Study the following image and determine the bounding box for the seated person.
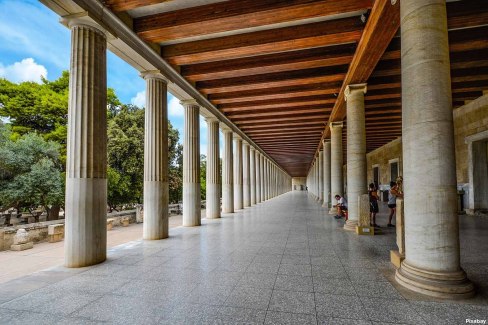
[334,194,347,219]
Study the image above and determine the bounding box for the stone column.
[181,99,201,227]
[344,84,368,231]
[329,122,344,214]
[323,140,331,208]
[259,154,266,202]
[222,128,234,213]
[243,142,251,207]
[142,72,169,240]
[233,136,243,210]
[65,22,107,267]
[256,152,262,203]
[250,148,256,205]
[206,117,220,219]
[395,0,473,298]
[318,150,324,203]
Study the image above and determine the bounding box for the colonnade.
[306,0,473,299]
[63,16,291,268]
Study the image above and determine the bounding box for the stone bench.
[121,216,130,227]
[48,224,64,243]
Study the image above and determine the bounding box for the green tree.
[200,154,206,200]
[0,126,64,220]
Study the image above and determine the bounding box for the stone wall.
[0,210,136,251]
[366,137,403,186]
[453,94,488,184]
[292,177,307,190]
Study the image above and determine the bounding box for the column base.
[344,219,357,231]
[395,261,475,299]
[322,202,329,208]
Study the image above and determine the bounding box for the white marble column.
[395,0,473,298]
[234,136,243,210]
[256,152,262,203]
[142,72,169,240]
[323,140,331,208]
[250,147,256,205]
[261,155,266,202]
[206,117,220,219]
[344,84,368,231]
[243,142,251,207]
[222,128,234,213]
[318,150,324,203]
[65,22,107,267]
[329,122,344,214]
[181,99,201,227]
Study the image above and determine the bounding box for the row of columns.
[63,16,291,268]
[306,0,473,299]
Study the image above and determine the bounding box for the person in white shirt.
[334,194,347,219]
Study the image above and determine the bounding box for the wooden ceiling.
[104,0,488,177]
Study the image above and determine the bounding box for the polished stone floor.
[0,191,487,324]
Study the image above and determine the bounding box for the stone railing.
[0,210,136,251]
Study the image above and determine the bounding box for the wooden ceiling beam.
[199,65,348,94]
[161,17,364,65]
[227,108,330,120]
[209,82,341,104]
[235,115,329,125]
[182,44,356,81]
[104,0,169,12]
[317,0,400,165]
[220,95,336,109]
[135,0,372,44]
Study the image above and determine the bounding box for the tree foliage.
[0,125,64,219]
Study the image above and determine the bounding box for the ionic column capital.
[180,99,199,107]
[233,134,242,140]
[60,12,111,39]
[250,147,256,152]
[205,116,219,124]
[344,83,367,101]
[323,139,331,146]
[329,121,344,129]
[140,70,169,83]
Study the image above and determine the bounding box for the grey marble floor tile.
[360,296,427,324]
[353,280,403,299]
[247,262,281,274]
[278,263,312,276]
[274,274,314,292]
[224,286,273,310]
[315,293,369,320]
[237,272,277,289]
[313,277,357,295]
[268,290,316,315]
[265,310,317,324]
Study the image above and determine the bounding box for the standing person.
[368,183,379,227]
[387,181,402,227]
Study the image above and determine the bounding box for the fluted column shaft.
[182,100,201,226]
[65,23,107,268]
[143,73,169,240]
[318,151,324,203]
[222,129,234,213]
[243,142,251,207]
[206,118,220,219]
[234,137,243,210]
[395,0,473,298]
[250,148,256,205]
[260,155,265,202]
[345,84,368,231]
[323,140,331,208]
[329,122,344,213]
[256,152,262,203]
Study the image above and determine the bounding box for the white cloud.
[0,1,70,70]
[168,96,184,117]
[131,90,146,107]
[0,58,47,83]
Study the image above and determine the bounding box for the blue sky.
[0,0,213,154]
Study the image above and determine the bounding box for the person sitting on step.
[334,194,348,220]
